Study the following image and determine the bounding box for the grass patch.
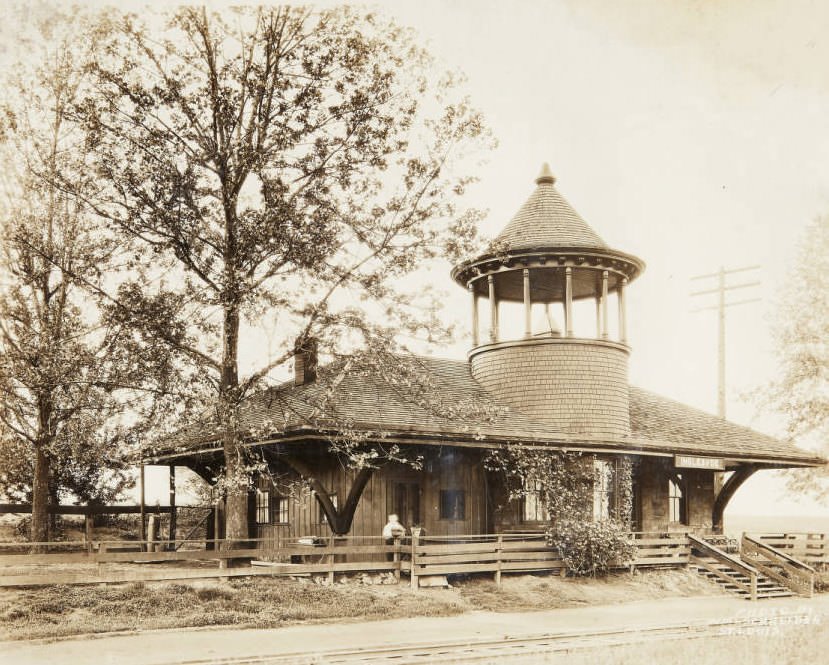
[455,568,723,612]
[0,578,464,640]
[0,568,721,641]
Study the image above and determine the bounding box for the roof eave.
[144,425,826,469]
[451,246,646,288]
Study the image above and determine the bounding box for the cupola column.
[523,269,532,338]
[469,282,479,346]
[565,267,573,337]
[601,270,610,340]
[488,274,498,342]
[618,277,628,344]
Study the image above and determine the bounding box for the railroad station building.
[152,164,823,543]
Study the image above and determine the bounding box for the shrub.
[547,520,636,577]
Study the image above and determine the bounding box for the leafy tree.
[70,6,492,543]
[764,216,829,500]
[0,12,165,544]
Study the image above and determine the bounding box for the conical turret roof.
[452,163,645,295]
[491,163,608,252]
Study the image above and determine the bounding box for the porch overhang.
[143,426,825,470]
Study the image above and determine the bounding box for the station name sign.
[674,455,725,470]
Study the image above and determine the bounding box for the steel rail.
[160,614,810,665]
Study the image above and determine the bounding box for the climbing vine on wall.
[484,447,637,575]
[485,447,635,524]
[485,448,590,521]
[614,456,634,528]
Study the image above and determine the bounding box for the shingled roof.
[490,164,608,253]
[157,355,823,468]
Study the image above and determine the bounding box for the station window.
[593,460,613,521]
[522,480,549,522]
[273,496,289,525]
[255,489,270,524]
[439,489,465,520]
[318,492,338,524]
[668,475,687,524]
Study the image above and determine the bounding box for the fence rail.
[0,531,693,588]
[741,535,814,597]
[749,532,829,590]
[749,533,828,564]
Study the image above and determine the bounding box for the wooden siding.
[253,448,489,543]
[252,447,721,541]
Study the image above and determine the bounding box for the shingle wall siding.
[471,340,630,437]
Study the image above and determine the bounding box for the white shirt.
[383,520,406,538]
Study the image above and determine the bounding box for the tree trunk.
[220,303,248,548]
[48,475,60,533]
[30,446,50,552]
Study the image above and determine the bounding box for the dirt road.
[3,594,828,664]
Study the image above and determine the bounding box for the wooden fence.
[749,532,829,589]
[741,534,815,597]
[0,532,694,588]
[408,534,563,588]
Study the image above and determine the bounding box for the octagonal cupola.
[451,164,645,437]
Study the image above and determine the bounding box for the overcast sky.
[6,1,828,519]
[371,0,829,518]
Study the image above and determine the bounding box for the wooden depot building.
[150,164,824,544]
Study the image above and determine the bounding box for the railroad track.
[168,614,806,664]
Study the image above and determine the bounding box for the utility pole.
[690,265,761,419]
[690,265,761,497]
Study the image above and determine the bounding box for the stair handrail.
[688,534,760,577]
[743,534,816,573]
[742,534,814,597]
[688,534,759,600]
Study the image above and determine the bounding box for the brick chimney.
[293,336,318,386]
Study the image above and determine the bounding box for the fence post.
[495,534,503,586]
[147,514,158,553]
[168,465,177,552]
[750,571,758,601]
[327,537,335,585]
[393,536,401,582]
[84,515,94,555]
[205,508,215,551]
[410,532,419,590]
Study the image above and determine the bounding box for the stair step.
[757,593,795,599]
[691,559,796,600]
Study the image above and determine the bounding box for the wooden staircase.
[690,556,793,599]
[688,534,793,600]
